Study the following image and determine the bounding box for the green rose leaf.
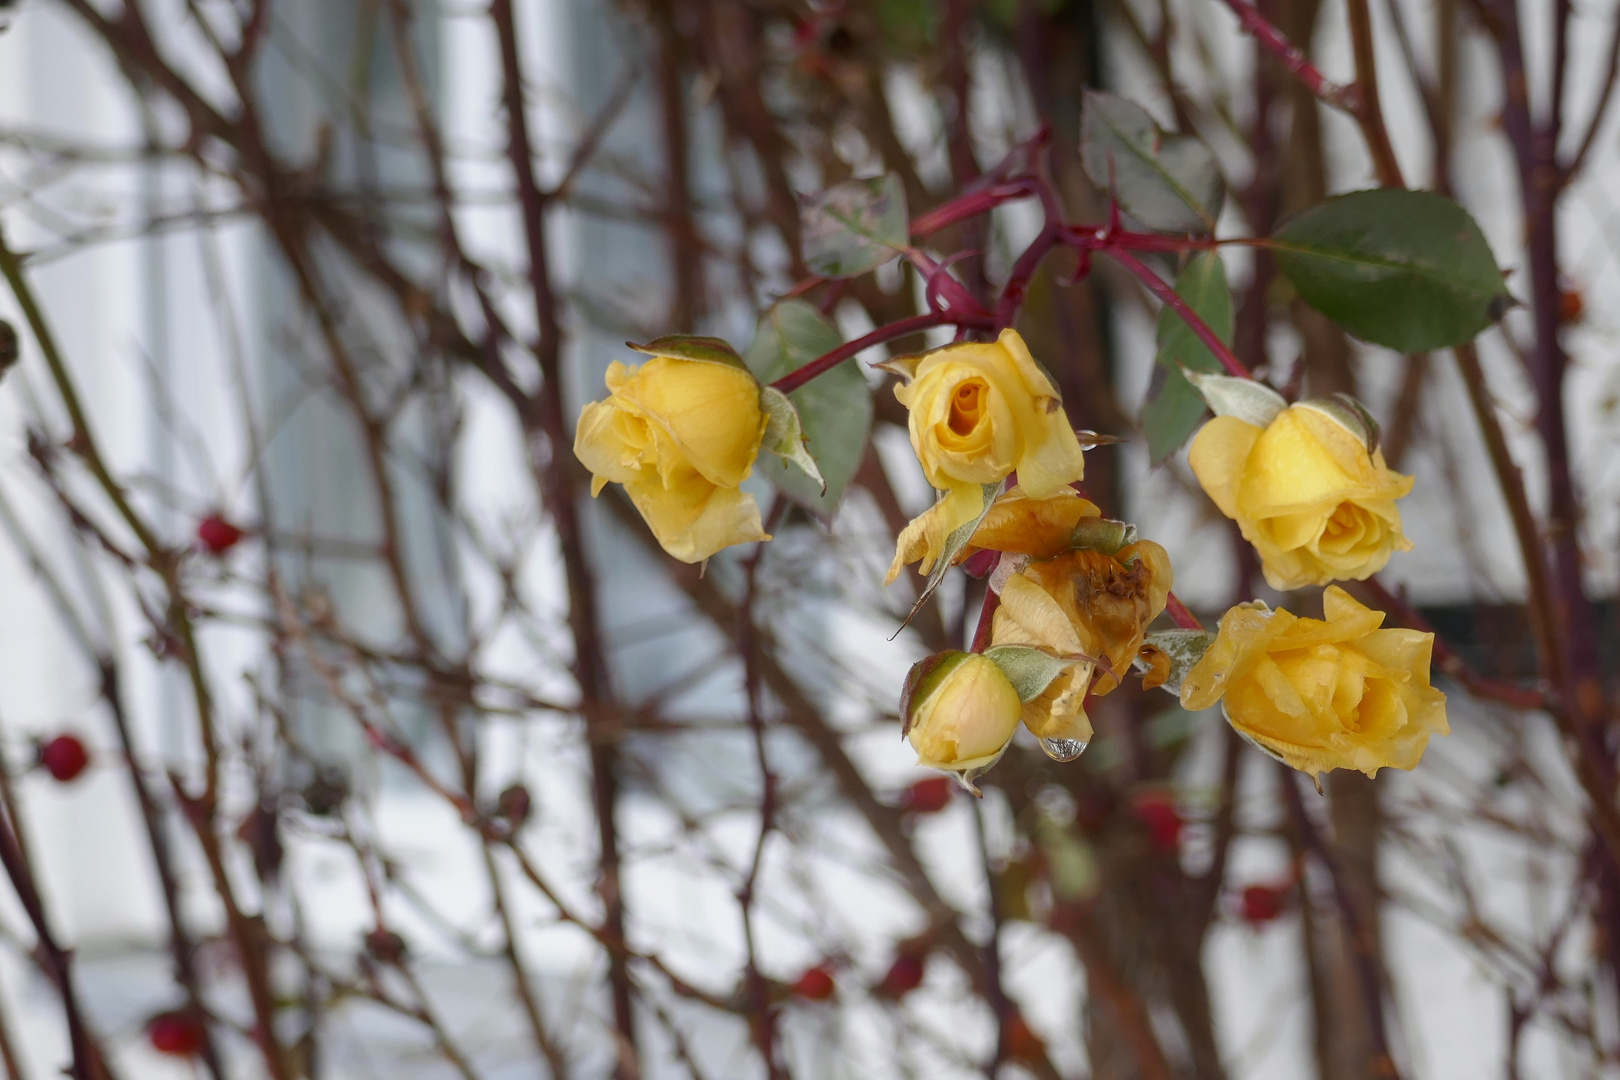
[801,174,909,279]
[1071,517,1138,555]
[900,650,968,738]
[1137,628,1217,697]
[745,300,872,516]
[1080,90,1224,235]
[1141,252,1233,463]
[626,334,748,369]
[759,387,826,496]
[1269,189,1514,351]
[1185,370,1287,428]
[983,644,1075,703]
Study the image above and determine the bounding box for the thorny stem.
[1164,592,1204,631]
[1102,248,1251,378]
[1346,0,1407,187]
[0,487,225,1077]
[971,797,1010,1077]
[0,792,102,1080]
[1,225,281,1078]
[770,311,991,394]
[99,661,228,1080]
[489,2,638,1070]
[970,583,1001,652]
[1450,344,1562,693]
[1281,770,1404,1080]
[1215,0,1359,111]
[739,499,787,1080]
[1481,2,1618,930]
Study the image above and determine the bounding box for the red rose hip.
[147,1010,206,1057]
[1130,790,1183,852]
[196,514,245,555]
[39,735,89,784]
[1240,883,1289,925]
[876,952,926,998]
[902,776,953,815]
[791,965,836,1001]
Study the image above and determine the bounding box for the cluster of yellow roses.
[573,328,1449,786]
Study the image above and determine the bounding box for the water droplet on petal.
[1039,737,1088,762]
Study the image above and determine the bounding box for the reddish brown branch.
[488,3,638,1069]
[1345,0,1407,188]
[770,311,990,394]
[1216,0,1359,111]
[1281,769,1404,1080]
[0,791,104,1080]
[1103,248,1251,378]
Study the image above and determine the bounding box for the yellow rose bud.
[574,355,770,563]
[1188,403,1414,591]
[903,651,1024,772]
[990,541,1173,744]
[885,486,1101,586]
[893,329,1086,543]
[1180,586,1449,778]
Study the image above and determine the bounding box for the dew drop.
[1039,737,1089,762]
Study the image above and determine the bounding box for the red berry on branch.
[902,776,953,815]
[1558,286,1584,325]
[196,514,245,555]
[875,952,926,998]
[1130,790,1183,853]
[791,965,836,1001]
[1240,883,1289,925]
[147,1010,207,1057]
[39,734,89,783]
[365,927,408,965]
[497,783,532,830]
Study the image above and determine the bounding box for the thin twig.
[1345,0,1407,187]
[1280,769,1404,1080]
[1215,0,1359,111]
[488,5,637,1069]
[738,498,787,1080]
[1102,247,1251,378]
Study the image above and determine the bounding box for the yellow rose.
[893,329,1085,543]
[903,651,1024,772]
[1180,586,1449,778]
[1188,403,1413,591]
[574,355,770,563]
[990,541,1173,744]
[884,486,1101,585]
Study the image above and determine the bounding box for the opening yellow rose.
[1188,403,1413,590]
[990,541,1173,744]
[884,486,1101,585]
[893,329,1086,543]
[1180,586,1449,778]
[574,355,770,563]
[903,651,1024,772]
